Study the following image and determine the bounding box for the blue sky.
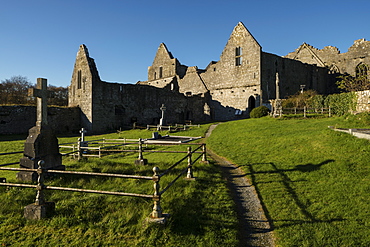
[1,0,369,87]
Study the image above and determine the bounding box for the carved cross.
[28,78,52,127]
[79,128,87,142]
[160,104,166,119]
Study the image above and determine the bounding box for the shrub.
[250,106,270,118]
[324,92,357,116]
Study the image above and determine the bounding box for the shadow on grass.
[168,164,237,238]
[234,160,345,230]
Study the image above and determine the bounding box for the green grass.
[0,125,238,246]
[206,116,370,247]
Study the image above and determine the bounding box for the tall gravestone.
[159,104,166,126]
[273,72,282,117]
[17,78,65,182]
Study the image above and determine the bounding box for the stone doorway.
[248,96,256,111]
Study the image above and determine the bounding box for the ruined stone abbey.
[68,22,370,133]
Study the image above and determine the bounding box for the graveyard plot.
[0,126,238,246]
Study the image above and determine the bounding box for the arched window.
[356,63,369,78]
[329,64,340,74]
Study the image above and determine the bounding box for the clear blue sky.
[1,0,369,87]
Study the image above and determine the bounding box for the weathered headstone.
[159,104,166,126]
[17,78,65,182]
[152,132,161,139]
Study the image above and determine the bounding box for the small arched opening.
[248,96,256,112]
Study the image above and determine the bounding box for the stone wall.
[67,22,369,132]
[203,22,261,91]
[261,52,335,102]
[285,39,370,76]
[0,106,81,135]
[356,90,370,112]
[89,81,209,133]
[68,44,101,131]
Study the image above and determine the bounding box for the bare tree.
[0,75,32,104]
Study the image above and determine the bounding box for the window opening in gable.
[159,67,163,78]
[77,70,82,89]
[235,47,242,66]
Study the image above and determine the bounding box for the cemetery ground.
[0,125,239,246]
[207,113,370,247]
[0,114,370,246]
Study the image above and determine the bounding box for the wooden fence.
[0,142,208,222]
[275,107,331,118]
[146,123,200,131]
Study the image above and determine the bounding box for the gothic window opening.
[77,70,82,89]
[159,67,163,78]
[356,63,369,78]
[329,64,340,74]
[235,47,242,66]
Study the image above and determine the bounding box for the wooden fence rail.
[274,107,332,118]
[0,143,207,222]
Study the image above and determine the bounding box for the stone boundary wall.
[0,106,81,135]
[356,90,370,113]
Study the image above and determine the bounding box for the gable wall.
[285,39,370,76]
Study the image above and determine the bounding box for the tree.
[48,85,68,106]
[336,73,370,92]
[0,75,32,104]
[282,89,318,108]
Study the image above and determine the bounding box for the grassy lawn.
[0,125,238,246]
[206,115,370,247]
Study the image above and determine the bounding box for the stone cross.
[159,104,166,126]
[28,78,52,127]
[79,128,87,142]
[300,84,306,94]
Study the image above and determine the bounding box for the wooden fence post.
[151,166,162,218]
[24,160,55,220]
[135,138,148,165]
[35,160,45,206]
[77,138,83,160]
[185,147,195,180]
[201,144,208,163]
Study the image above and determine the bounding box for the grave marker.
[159,104,166,126]
[17,78,65,182]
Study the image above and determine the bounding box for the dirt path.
[204,124,275,247]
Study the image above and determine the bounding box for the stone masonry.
[67,22,369,132]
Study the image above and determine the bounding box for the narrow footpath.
[204,124,275,247]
